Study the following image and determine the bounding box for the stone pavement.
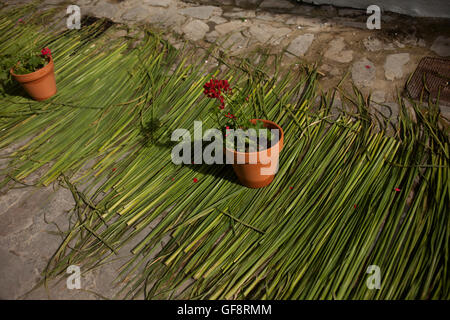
[1,0,449,299]
[3,0,450,117]
[0,171,162,299]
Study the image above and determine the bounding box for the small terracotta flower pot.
[226,119,284,188]
[10,56,57,101]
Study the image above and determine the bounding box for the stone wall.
[300,0,450,18]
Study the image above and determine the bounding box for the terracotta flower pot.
[226,119,284,188]
[10,56,57,101]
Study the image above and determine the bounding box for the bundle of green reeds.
[0,3,448,299]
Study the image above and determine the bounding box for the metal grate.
[405,57,450,106]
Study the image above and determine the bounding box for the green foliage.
[0,46,48,98]
[223,120,274,152]
[207,78,276,151]
[13,51,48,74]
[140,118,162,146]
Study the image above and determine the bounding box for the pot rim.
[10,56,54,80]
[225,119,284,157]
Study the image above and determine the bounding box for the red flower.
[224,113,236,119]
[41,47,51,57]
[289,186,293,190]
[354,204,357,209]
[193,178,198,183]
[365,65,371,69]
[395,188,401,192]
[203,78,232,110]
[219,95,225,109]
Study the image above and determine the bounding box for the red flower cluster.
[224,112,236,119]
[203,78,232,109]
[41,47,51,57]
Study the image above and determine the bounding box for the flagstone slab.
[352,58,376,87]
[286,34,314,57]
[179,6,222,20]
[182,19,210,41]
